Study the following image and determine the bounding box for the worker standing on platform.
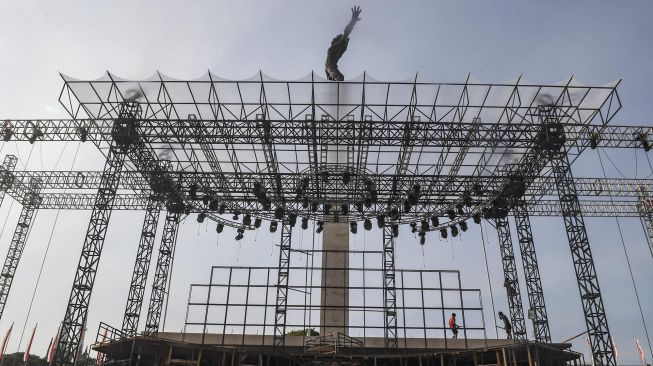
[448,313,460,339]
[498,311,512,339]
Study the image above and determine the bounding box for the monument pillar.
[320,221,349,335]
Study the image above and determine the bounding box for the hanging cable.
[16,142,77,349]
[597,149,653,358]
[480,221,499,337]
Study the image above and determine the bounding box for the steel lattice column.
[551,153,615,366]
[513,199,551,342]
[0,178,41,320]
[494,217,527,341]
[121,198,161,335]
[54,142,127,365]
[144,210,181,336]
[382,226,398,348]
[0,155,18,206]
[273,222,291,347]
[637,186,653,259]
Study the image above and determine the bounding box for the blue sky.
[0,0,652,364]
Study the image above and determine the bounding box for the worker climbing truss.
[1,72,651,366]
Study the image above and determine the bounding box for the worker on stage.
[498,311,513,339]
[448,313,460,339]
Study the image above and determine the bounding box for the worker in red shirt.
[448,313,460,339]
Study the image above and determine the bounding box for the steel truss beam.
[637,187,653,259]
[122,198,162,335]
[0,178,41,320]
[5,119,650,150]
[382,226,398,348]
[551,148,615,365]
[53,139,128,365]
[494,217,527,341]
[273,222,291,347]
[0,156,18,207]
[144,210,180,336]
[512,199,551,342]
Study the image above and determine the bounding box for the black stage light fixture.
[376,215,386,228]
[350,221,357,234]
[370,189,378,203]
[364,218,372,231]
[254,218,262,228]
[218,204,226,215]
[316,221,324,234]
[343,170,351,185]
[413,184,421,194]
[410,222,417,233]
[209,199,219,211]
[403,200,411,214]
[274,207,285,220]
[364,197,373,208]
[189,183,198,200]
[262,200,272,211]
[456,204,464,215]
[324,203,332,215]
[184,205,191,215]
[269,221,278,233]
[301,177,310,190]
[472,183,483,196]
[472,213,481,224]
[232,210,240,220]
[197,212,206,223]
[365,180,374,192]
[430,216,439,227]
[389,208,400,220]
[451,225,458,237]
[418,231,426,245]
[235,228,244,241]
[301,217,309,230]
[447,209,456,220]
[216,223,224,233]
[243,213,251,226]
[391,224,399,238]
[288,213,297,227]
[440,228,447,239]
[341,204,348,216]
[302,198,309,209]
[202,195,210,206]
[356,202,364,213]
[460,221,468,232]
[421,220,429,232]
[312,202,319,212]
[321,170,330,183]
[78,127,88,142]
[589,132,599,149]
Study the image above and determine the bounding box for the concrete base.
[320,221,349,336]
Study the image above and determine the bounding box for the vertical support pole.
[494,217,527,341]
[144,210,181,336]
[512,199,551,343]
[382,226,398,348]
[0,177,41,320]
[122,198,162,335]
[551,152,615,365]
[637,186,653,259]
[273,222,291,347]
[0,155,18,206]
[54,142,127,365]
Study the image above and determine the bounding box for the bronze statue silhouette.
[325,6,362,81]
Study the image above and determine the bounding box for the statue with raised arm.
[325,6,362,81]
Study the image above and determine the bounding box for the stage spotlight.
[410,222,417,233]
[216,223,224,233]
[589,132,599,149]
[274,207,285,220]
[288,213,297,227]
[389,208,400,220]
[189,183,198,200]
[316,221,324,234]
[197,212,206,223]
[218,204,226,214]
[460,221,468,232]
[209,199,219,211]
[473,213,481,224]
[376,215,386,228]
[447,209,456,220]
[451,225,458,237]
[430,216,439,227]
[232,210,240,220]
[418,231,426,245]
[421,220,429,232]
[391,224,399,238]
[301,217,309,230]
[356,202,364,213]
[243,214,251,226]
[254,218,262,228]
[403,200,411,214]
[364,218,372,231]
[324,203,332,215]
[350,222,357,234]
[269,221,278,233]
[440,228,447,239]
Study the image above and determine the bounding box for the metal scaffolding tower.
[273,222,292,347]
[382,225,398,348]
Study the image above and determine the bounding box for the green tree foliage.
[286,328,319,336]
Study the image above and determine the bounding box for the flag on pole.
[96,327,108,366]
[0,322,13,362]
[636,338,646,365]
[611,336,618,362]
[47,331,58,364]
[23,323,37,363]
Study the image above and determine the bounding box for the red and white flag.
[23,323,37,363]
[636,338,646,365]
[47,332,58,363]
[0,322,13,362]
[611,336,618,362]
[96,327,108,366]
